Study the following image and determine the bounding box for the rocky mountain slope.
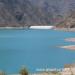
[0,0,75,27]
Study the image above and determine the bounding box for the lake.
[0,29,75,73]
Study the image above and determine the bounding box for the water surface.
[0,29,75,73]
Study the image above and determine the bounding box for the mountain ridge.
[0,0,75,27]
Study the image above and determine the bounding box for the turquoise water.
[0,29,75,73]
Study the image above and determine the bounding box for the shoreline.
[60,45,75,50]
[60,38,75,50]
[0,26,54,30]
[54,28,75,32]
[0,27,28,29]
[0,26,75,31]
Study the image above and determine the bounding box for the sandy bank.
[59,38,75,50]
[0,27,27,29]
[60,45,75,50]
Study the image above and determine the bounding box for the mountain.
[0,0,75,27]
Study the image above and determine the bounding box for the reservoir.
[0,29,75,73]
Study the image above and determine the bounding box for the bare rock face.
[0,0,75,27]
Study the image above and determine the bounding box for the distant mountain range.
[0,0,75,27]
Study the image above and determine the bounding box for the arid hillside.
[0,0,75,27]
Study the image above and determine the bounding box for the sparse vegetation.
[0,71,6,75]
[20,67,28,75]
